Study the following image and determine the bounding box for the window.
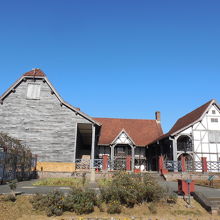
[209,131,220,143]
[117,147,124,153]
[27,84,41,99]
[212,110,216,114]
[211,118,218,123]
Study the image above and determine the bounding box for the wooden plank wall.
[0,78,91,163]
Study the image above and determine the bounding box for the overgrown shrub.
[107,200,121,214]
[30,191,64,216]
[30,193,48,211]
[0,132,35,182]
[100,172,164,208]
[64,187,96,214]
[30,172,166,217]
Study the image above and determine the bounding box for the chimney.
[155,111,161,122]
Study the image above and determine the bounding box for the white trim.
[172,100,217,136]
[111,129,136,145]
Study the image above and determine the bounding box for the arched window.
[177,135,192,152]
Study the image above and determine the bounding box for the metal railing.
[164,160,182,171]
[164,160,220,173]
[93,159,103,169]
[207,161,220,172]
[186,160,203,172]
[110,159,127,170]
[75,159,90,170]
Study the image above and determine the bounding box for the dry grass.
[0,195,217,220]
[195,179,220,188]
[32,177,83,187]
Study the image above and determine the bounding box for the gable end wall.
[0,78,91,162]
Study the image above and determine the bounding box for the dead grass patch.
[0,195,216,220]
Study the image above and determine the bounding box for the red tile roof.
[23,68,46,77]
[149,100,215,145]
[167,99,214,135]
[93,117,163,146]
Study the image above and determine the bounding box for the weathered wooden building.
[0,69,163,171]
[148,99,220,170]
[0,69,100,171]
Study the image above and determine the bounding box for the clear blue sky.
[0,0,220,132]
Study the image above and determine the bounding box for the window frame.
[26,83,41,100]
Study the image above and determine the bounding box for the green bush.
[100,172,164,207]
[30,191,64,216]
[107,200,121,214]
[30,193,48,211]
[64,187,96,214]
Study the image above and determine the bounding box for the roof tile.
[93,117,163,146]
[23,69,46,77]
[167,99,214,135]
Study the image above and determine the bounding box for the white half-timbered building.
[149,99,220,170]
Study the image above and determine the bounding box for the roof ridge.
[93,117,156,121]
[175,99,214,122]
[167,99,215,135]
[23,68,46,77]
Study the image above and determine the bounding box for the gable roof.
[149,99,217,145]
[93,117,163,146]
[167,99,215,136]
[111,129,135,145]
[0,68,100,126]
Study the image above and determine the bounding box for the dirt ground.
[0,195,219,220]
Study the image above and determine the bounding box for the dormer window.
[27,84,41,99]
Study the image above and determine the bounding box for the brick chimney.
[155,111,161,122]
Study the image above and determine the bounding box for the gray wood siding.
[0,78,91,162]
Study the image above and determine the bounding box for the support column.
[102,155,108,171]
[172,137,178,172]
[201,157,208,173]
[73,123,77,163]
[131,146,135,172]
[110,145,115,170]
[181,156,186,172]
[126,155,131,171]
[90,124,95,169]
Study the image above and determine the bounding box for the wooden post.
[172,138,178,172]
[201,157,208,173]
[131,146,135,172]
[158,155,164,172]
[181,156,186,172]
[102,155,108,171]
[90,124,95,169]
[126,155,131,171]
[110,145,115,170]
[73,123,77,163]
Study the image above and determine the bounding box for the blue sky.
[0,0,220,132]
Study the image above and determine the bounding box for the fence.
[163,159,220,173]
[75,158,130,171]
[0,151,37,183]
